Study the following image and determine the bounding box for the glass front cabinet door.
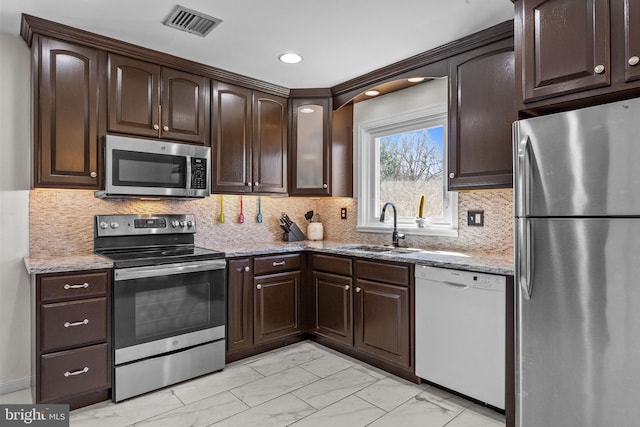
[289,98,331,196]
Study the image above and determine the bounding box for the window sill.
[356,223,458,238]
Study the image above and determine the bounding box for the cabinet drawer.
[312,254,352,276]
[254,253,301,275]
[355,259,410,286]
[41,298,107,352]
[40,343,109,402]
[41,271,108,302]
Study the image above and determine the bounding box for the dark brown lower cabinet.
[34,269,112,409]
[354,279,410,367]
[254,270,301,344]
[226,258,253,353]
[312,271,353,346]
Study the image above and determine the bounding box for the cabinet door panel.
[161,68,210,144]
[448,39,515,190]
[108,54,160,137]
[227,258,253,353]
[212,82,252,193]
[313,271,353,346]
[253,92,288,194]
[355,279,410,367]
[254,271,300,344]
[521,0,610,102]
[37,38,101,188]
[624,0,640,82]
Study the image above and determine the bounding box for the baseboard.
[0,377,31,396]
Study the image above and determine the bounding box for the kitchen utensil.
[219,195,225,223]
[304,211,314,222]
[257,197,263,223]
[239,196,244,223]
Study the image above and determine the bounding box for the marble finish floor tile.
[0,388,32,404]
[230,366,319,407]
[290,395,385,427]
[211,393,316,427]
[292,367,378,409]
[2,340,505,427]
[133,391,248,427]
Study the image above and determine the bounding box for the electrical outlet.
[341,207,347,220]
[467,210,484,226]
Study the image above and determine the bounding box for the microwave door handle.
[186,156,192,190]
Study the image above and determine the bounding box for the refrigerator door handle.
[515,135,531,217]
[516,218,533,299]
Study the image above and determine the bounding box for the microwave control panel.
[191,158,207,189]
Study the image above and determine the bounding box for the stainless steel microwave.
[95,135,211,199]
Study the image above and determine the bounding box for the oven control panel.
[95,214,196,237]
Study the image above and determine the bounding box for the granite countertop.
[24,241,514,276]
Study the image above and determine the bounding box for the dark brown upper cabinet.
[108,54,210,145]
[289,97,331,196]
[448,37,516,190]
[288,94,354,197]
[212,81,288,194]
[515,0,640,113]
[34,36,104,189]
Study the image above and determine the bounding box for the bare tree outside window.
[378,126,445,218]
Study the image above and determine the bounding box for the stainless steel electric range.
[94,214,226,402]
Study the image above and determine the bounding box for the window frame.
[355,105,458,237]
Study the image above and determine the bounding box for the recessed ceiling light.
[408,77,425,83]
[279,53,302,64]
[365,90,380,97]
[299,107,315,114]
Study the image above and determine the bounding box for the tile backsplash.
[29,189,513,257]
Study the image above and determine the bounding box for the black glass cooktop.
[98,245,225,269]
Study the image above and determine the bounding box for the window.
[356,104,458,236]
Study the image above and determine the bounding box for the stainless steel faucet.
[379,202,405,247]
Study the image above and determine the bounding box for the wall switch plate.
[467,210,484,226]
[341,207,347,220]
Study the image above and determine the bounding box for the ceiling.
[0,0,514,89]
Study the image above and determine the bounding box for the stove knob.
[179,221,185,228]
[99,222,109,230]
[110,222,119,229]
[186,220,193,228]
[171,220,179,228]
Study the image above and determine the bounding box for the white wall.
[0,32,32,393]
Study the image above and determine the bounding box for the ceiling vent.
[163,5,222,37]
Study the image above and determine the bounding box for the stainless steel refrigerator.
[514,97,640,427]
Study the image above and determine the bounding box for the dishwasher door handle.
[443,281,469,289]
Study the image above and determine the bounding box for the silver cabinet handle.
[254,182,259,187]
[90,172,97,178]
[246,182,252,187]
[448,172,455,179]
[629,56,640,66]
[323,183,328,189]
[153,124,160,130]
[64,283,89,290]
[272,261,286,267]
[163,125,169,131]
[344,285,350,291]
[256,284,262,290]
[244,266,250,272]
[594,64,605,74]
[64,367,89,377]
[64,319,89,328]
[355,287,362,293]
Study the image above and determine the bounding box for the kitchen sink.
[338,244,425,254]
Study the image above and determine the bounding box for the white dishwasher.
[415,265,505,409]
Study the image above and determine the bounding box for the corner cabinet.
[515,0,640,113]
[212,82,288,194]
[226,253,303,362]
[448,37,516,190]
[33,269,112,410]
[33,36,104,189]
[288,95,354,197]
[107,54,210,145]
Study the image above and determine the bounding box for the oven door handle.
[114,259,226,281]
